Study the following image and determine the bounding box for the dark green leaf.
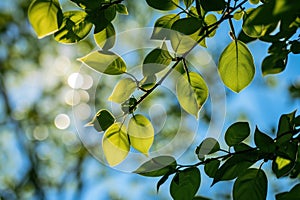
[151,14,180,40]
[212,153,258,185]
[157,173,170,192]
[295,115,300,127]
[276,184,300,200]
[78,50,126,75]
[85,109,115,132]
[290,40,300,54]
[171,17,202,35]
[238,29,257,44]
[218,40,255,92]
[277,111,296,137]
[233,143,252,152]
[28,0,63,38]
[54,11,92,43]
[170,167,200,200]
[204,159,220,178]
[225,122,250,147]
[262,54,288,76]
[143,42,173,76]
[196,138,220,160]
[233,169,268,200]
[134,156,177,177]
[146,0,179,11]
[200,0,226,12]
[272,142,297,178]
[254,127,275,153]
[115,4,128,15]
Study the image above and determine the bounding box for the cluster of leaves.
[28,0,300,199]
[134,111,300,199]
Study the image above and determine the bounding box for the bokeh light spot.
[54,114,70,130]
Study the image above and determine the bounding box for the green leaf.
[218,40,255,92]
[176,72,209,118]
[115,4,128,15]
[276,183,300,200]
[277,111,296,137]
[184,0,194,8]
[225,122,250,147]
[234,143,252,152]
[233,169,268,200]
[108,78,136,104]
[151,14,180,40]
[28,0,63,38]
[128,114,154,155]
[254,127,275,153]
[204,159,220,178]
[290,40,300,54]
[134,155,177,177]
[170,167,200,200]
[193,197,211,200]
[146,0,179,11]
[102,123,130,166]
[262,54,288,76]
[85,109,115,132]
[204,14,217,37]
[78,50,126,75]
[242,9,277,38]
[139,75,157,90]
[54,11,92,43]
[121,97,137,114]
[200,0,226,12]
[142,42,173,76]
[196,138,220,160]
[94,23,116,50]
[249,0,260,4]
[212,153,258,185]
[238,29,257,44]
[233,10,244,21]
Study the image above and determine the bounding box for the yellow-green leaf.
[94,23,116,50]
[54,11,92,43]
[218,40,255,92]
[102,123,130,166]
[28,0,63,38]
[78,50,126,75]
[176,72,208,118]
[128,114,154,155]
[108,78,137,103]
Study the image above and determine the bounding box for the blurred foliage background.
[1,0,300,200]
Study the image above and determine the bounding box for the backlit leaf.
[225,122,250,147]
[146,0,179,11]
[134,155,177,177]
[151,14,180,40]
[184,0,194,8]
[254,127,275,153]
[204,159,220,178]
[108,78,136,103]
[143,42,173,76]
[233,169,267,200]
[94,23,116,50]
[115,4,128,15]
[102,123,130,166]
[204,14,217,37]
[128,114,154,155]
[28,0,63,38]
[54,11,92,43]
[78,50,126,75]
[170,167,201,200]
[218,40,255,92]
[176,72,208,118]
